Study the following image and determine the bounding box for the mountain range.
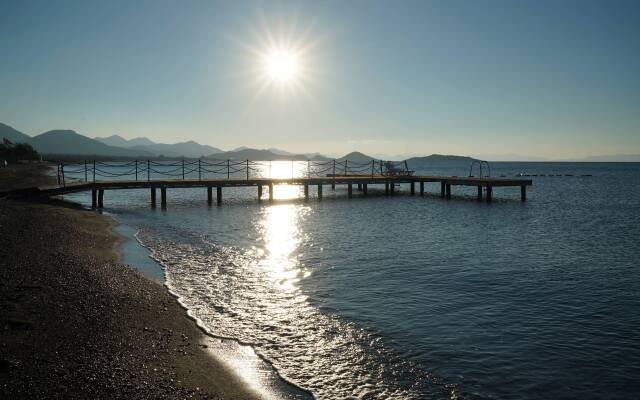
[5,121,635,162]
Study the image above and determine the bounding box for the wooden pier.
[35,175,532,208]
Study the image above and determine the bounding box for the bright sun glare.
[266,49,299,83]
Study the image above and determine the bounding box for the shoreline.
[0,164,263,399]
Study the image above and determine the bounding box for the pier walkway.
[28,159,532,207]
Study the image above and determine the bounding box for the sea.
[61,161,640,399]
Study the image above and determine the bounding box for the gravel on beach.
[0,164,260,399]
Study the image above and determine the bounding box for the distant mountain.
[208,148,330,161]
[0,123,31,144]
[30,130,153,157]
[337,151,375,163]
[570,154,640,162]
[95,135,223,157]
[406,154,478,168]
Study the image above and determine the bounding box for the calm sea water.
[64,162,640,399]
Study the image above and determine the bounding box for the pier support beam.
[486,186,493,203]
[207,186,213,205]
[160,187,166,208]
[97,189,104,208]
[304,184,309,200]
[477,186,483,201]
[216,186,222,205]
[445,184,451,200]
[269,183,274,202]
[363,184,368,195]
[440,182,446,198]
[91,189,97,208]
[385,183,389,195]
[258,185,263,201]
[348,184,353,198]
[318,184,323,200]
[151,187,157,208]
[521,185,527,202]
[410,182,415,195]
[420,181,424,196]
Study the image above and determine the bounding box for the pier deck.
[32,175,532,207]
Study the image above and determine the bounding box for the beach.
[0,164,260,399]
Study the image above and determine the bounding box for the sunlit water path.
[65,162,640,399]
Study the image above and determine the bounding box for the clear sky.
[1,0,638,159]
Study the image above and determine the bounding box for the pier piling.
[216,187,222,205]
[385,183,389,195]
[486,186,493,203]
[441,182,446,198]
[521,185,527,202]
[410,182,415,195]
[477,186,483,201]
[348,184,353,198]
[151,187,157,208]
[269,183,274,201]
[445,184,451,200]
[258,185,263,201]
[160,187,167,208]
[207,186,212,205]
[318,184,323,200]
[97,189,104,208]
[91,189,97,208]
[304,184,309,200]
[420,181,424,196]
[363,184,368,195]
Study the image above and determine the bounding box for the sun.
[266,49,299,83]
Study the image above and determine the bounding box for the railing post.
[84,160,88,182]
[135,160,138,181]
[246,159,249,180]
[198,159,201,181]
[227,160,230,179]
[182,158,185,180]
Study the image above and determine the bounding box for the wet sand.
[0,164,260,399]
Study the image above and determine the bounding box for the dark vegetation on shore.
[0,164,259,399]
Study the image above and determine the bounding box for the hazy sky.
[1,0,638,159]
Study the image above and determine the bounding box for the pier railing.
[55,159,412,186]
